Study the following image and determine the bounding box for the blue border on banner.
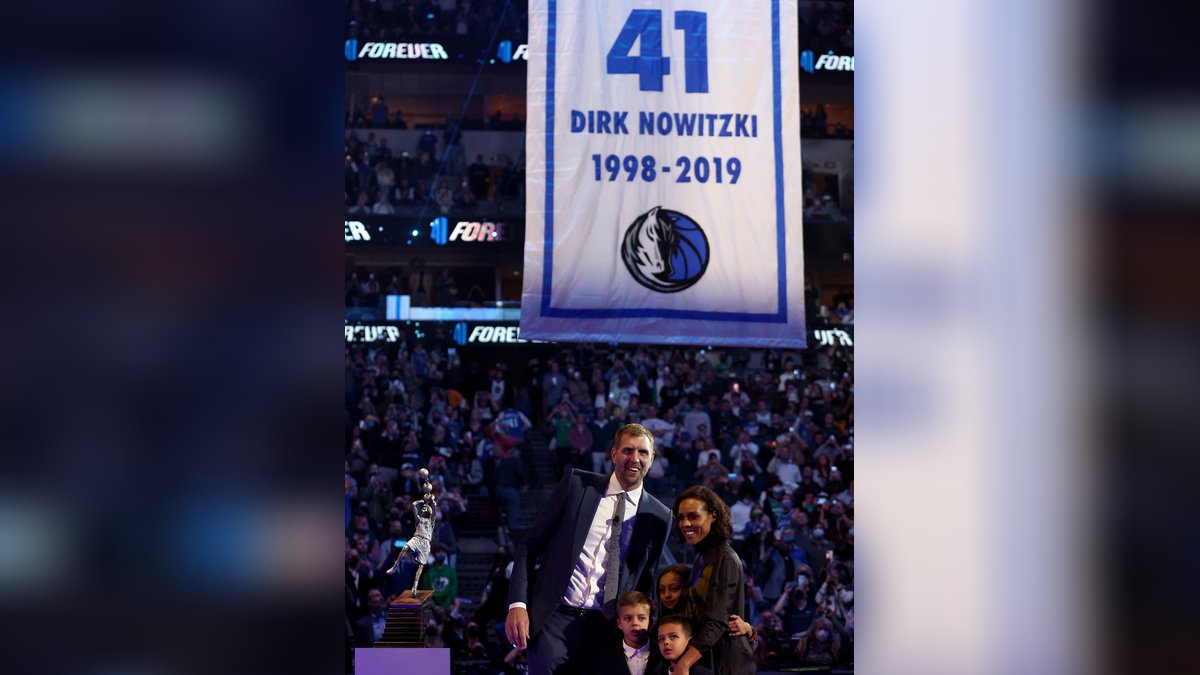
[542,0,787,323]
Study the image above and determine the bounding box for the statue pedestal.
[376,589,435,647]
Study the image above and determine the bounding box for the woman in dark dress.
[670,486,757,675]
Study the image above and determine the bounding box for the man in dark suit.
[506,423,673,675]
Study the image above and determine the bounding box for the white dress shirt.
[562,474,641,608]
[623,641,651,675]
[509,474,641,611]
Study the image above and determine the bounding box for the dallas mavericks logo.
[620,206,709,293]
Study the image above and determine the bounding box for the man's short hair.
[657,614,693,637]
[613,423,655,451]
[617,591,653,613]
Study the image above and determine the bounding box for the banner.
[521,0,805,347]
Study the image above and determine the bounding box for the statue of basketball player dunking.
[385,468,437,596]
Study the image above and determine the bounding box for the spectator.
[395,177,416,205]
[353,587,389,647]
[455,179,476,207]
[375,161,395,195]
[467,155,490,201]
[417,130,438,158]
[766,445,802,489]
[435,178,454,214]
[773,576,816,637]
[806,194,848,222]
[348,191,371,215]
[373,190,396,215]
[794,615,843,666]
[728,431,760,468]
[475,544,513,627]
[420,545,458,609]
[682,400,712,440]
[694,452,730,490]
[591,406,621,474]
[491,444,526,533]
[541,360,567,412]
[741,504,775,571]
[374,136,394,164]
[729,485,757,555]
[370,96,390,128]
[567,413,593,473]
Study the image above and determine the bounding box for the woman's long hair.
[657,564,705,630]
[674,485,733,543]
[799,615,842,662]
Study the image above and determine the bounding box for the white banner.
[521,0,805,347]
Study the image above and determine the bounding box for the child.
[652,615,713,675]
[596,591,658,675]
[658,564,757,653]
[657,564,703,629]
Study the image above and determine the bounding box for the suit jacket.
[691,540,757,675]
[595,642,660,675]
[509,468,673,639]
[353,611,384,647]
[647,659,712,675]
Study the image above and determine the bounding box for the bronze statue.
[385,468,437,596]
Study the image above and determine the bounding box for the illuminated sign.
[348,41,449,61]
[346,36,529,64]
[344,321,540,345]
[450,220,508,242]
[497,41,529,62]
[345,325,403,343]
[465,325,533,344]
[813,328,853,347]
[800,50,855,74]
[386,296,521,321]
[430,218,510,245]
[344,220,371,242]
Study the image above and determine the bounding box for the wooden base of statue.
[375,589,435,647]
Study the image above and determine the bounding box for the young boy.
[596,591,658,675]
[652,615,713,675]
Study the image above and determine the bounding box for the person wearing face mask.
[741,505,774,570]
[419,544,458,609]
[815,564,854,621]
[799,523,836,581]
[794,615,843,666]
[756,529,799,607]
[816,494,853,550]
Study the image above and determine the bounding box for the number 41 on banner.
[605,9,709,93]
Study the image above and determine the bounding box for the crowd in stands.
[346,0,529,44]
[800,1,854,54]
[343,0,850,56]
[345,129,524,217]
[801,104,853,140]
[346,265,499,308]
[345,291,854,672]
[345,128,850,220]
[347,98,525,132]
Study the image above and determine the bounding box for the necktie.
[602,492,626,617]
